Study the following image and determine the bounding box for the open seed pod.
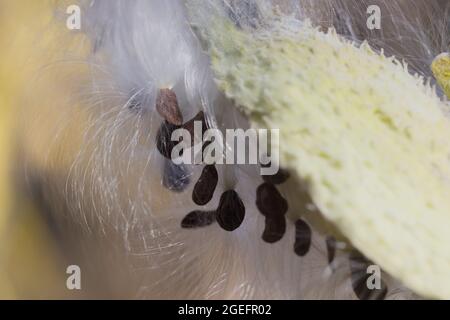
[12,0,450,299]
[187,0,450,299]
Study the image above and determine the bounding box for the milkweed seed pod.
[16,0,450,299]
[188,0,450,298]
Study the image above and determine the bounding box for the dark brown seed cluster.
[193,165,218,206]
[173,109,241,232]
[156,88,184,126]
[155,88,211,194]
[181,112,247,232]
[293,219,312,257]
[153,90,330,265]
[181,189,246,232]
[349,251,388,300]
[256,182,288,243]
[216,190,246,232]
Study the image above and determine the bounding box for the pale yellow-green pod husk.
[198,14,450,299]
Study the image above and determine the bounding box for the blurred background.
[0,0,76,299]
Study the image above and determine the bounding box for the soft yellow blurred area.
[0,0,75,299]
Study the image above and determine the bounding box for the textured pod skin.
[192,6,450,299]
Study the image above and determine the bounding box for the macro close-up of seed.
[156,88,184,126]
[192,165,219,206]
[3,0,450,305]
[216,190,246,232]
[181,210,217,229]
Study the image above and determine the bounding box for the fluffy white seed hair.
[19,0,450,298]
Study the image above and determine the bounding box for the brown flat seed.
[192,165,218,206]
[326,236,337,264]
[156,88,183,125]
[256,183,288,218]
[349,252,388,300]
[181,211,216,229]
[294,219,312,257]
[156,121,181,159]
[262,216,286,243]
[216,190,245,232]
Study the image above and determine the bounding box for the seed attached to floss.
[216,190,246,232]
[156,88,183,126]
[349,252,388,300]
[163,160,190,193]
[192,165,218,206]
[181,210,216,229]
[262,217,286,243]
[256,183,288,218]
[294,219,312,257]
[156,121,181,159]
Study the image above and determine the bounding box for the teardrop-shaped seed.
[156,121,181,159]
[262,217,286,243]
[181,210,216,229]
[294,219,312,257]
[216,190,245,232]
[163,160,190,192]
[326,236,337,264]
[349,252,388,300]
[256,183,288,218]
[156,88,183,126]
[192,165,218,206]
[262,167,290,185]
